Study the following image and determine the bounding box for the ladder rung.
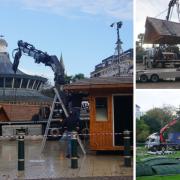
[51,118,63,121]
[40,87,69,153]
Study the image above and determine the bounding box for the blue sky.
[1,0,133,82]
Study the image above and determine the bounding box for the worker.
[64,108,80,158]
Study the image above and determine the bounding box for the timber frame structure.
[64,77,133,151]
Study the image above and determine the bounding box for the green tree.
[72,73,85,82]
[64,73,85,83]
[137,33,144,48]
[142,105,175,134]
[136,119,150,143]
[64,74,73,84]
[136,33,145,63]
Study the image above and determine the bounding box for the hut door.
[90,96,112,150]
[113,95,133,146]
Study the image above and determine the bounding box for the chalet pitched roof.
[64,77,133,91]
[144,17,180,44]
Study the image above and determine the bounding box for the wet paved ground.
[0,139,133,180]
[136,81,180,89]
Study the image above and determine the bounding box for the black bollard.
[123,130,131,167]
[18,133,25,171]
[71,131,78,169]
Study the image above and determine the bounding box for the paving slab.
[0,140,133,179]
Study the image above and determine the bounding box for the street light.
[110,21,123,75]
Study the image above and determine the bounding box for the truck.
[137,0,180,81]
[143,49,180,69]
[145,117,180,151]
[168,132,180,149]
[136,68,180,82]
[0,40,89,139]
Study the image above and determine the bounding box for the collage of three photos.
[0,0,180,180]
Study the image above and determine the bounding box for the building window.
[0,77,4,88]
[14,78,21,88]
[21,78,28,88]
[33,80,39,90]
[95,97,108,121]
[37,82,42,90]
[28,79,35,89]
[5,77,13,88]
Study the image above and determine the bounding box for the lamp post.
[110,21,123,76]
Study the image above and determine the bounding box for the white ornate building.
[90,49,133,78]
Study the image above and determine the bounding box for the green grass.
[136,147,180,162]
[137,175,180,180]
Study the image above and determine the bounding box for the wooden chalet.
[64,77,133,151]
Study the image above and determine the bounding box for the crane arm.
[166,0,177,20]
[12,40,65,85]
[160,117,179,143]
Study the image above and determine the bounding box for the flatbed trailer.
[136,68,180,82]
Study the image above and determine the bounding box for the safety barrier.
[123,130,131,167]
[0,131,127,138]
[71,131,78,169]
[17,134,25,171]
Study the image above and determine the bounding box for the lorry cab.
[145,133,160,150]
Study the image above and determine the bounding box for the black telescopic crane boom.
[12,40,65,85]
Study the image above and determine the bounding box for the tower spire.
[60,53,65,71]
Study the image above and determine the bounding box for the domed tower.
[0,37,52,121]
[0,36,8,53]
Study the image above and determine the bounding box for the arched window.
[33,80,39,90]
[5,77,13,88]
[21,78,28,88]
[28,79,35,89]
[37,81,42,90]
[14,78,21,88]
[0,77,4,88]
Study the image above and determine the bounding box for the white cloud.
[6,0,133,20]
[136,89,180,112]
[136,0,180,40]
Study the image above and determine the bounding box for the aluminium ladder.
[40,87,86,155]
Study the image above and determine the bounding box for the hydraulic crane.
[12,40,65,86]
[12,40,69,140]
[146,117,180,151]
[159,117,179,143]
[11,40,88,143]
